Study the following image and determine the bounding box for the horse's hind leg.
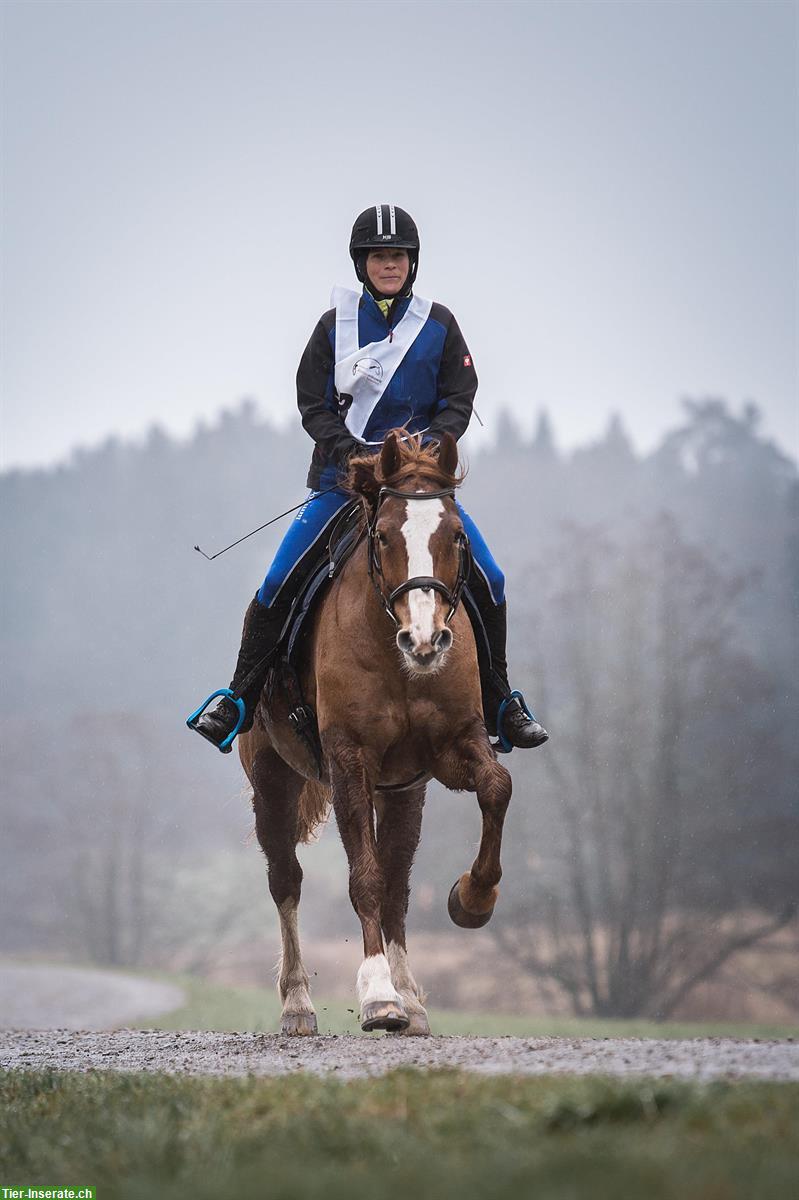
[251,747,317,1036]
[376,785,430,1036]
[437,732,512,929]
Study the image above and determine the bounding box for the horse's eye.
[377,531,388,546]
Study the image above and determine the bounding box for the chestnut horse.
[238,430,512,1035]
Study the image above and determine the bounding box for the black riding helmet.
[350,205,420,297]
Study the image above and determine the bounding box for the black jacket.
[296,290,478,490]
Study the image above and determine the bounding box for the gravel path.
[1,965,795,1081]
[1,1028,796,1081]
[0,964,185,1031]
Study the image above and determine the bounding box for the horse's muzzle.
[397,626,453,671]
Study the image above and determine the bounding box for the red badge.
[463,354,472,367]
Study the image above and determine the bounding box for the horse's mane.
[346,431,464,502]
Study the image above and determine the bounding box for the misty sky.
[1,0,797,470]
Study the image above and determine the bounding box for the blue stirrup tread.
[495,689,537,754]
[186,688,246,753]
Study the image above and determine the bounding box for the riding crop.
[193,485,340,561]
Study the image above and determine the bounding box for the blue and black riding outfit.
[257,288,504,610]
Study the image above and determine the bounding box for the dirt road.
[1,1027,796,1080]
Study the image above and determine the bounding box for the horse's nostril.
[397,630,414,653]
[432,629,453,652]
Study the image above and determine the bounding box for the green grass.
[137,971,799,1041]
[1,1069,797,1200]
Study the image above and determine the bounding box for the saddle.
[268,498,493,778]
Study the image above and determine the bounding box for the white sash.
[332,286,433,441]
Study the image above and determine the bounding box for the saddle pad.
[280,501,364,665]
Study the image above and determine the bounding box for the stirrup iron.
[493,689,537,755]
[186,688,246,754]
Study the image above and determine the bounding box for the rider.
[191,205,548,752]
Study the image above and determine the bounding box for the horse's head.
[348,431,469,675]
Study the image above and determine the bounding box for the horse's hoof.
[447,876,495,928]
[390,1011,431,1037]
[360,1000,410,1033]
[281,1011,318,1036]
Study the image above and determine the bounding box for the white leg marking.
[400,498,444,647]
[356,953,403,1007]
[277,898,315,1016]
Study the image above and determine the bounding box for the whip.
[194,485,340,561]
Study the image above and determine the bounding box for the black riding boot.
[475,596,549,750]
[191,594,288,752]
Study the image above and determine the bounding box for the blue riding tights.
[257,488,505,609]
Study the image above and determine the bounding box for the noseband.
[366,486,472,628]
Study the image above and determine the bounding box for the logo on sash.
[353,358,383,384]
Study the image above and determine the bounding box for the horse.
[238,429,513,1035]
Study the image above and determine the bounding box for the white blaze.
[400,497,445,646]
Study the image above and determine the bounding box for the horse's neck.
[338,534,387,625]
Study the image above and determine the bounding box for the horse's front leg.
[437,730,512,928]
[376,785,430,1036]
[326,730,409,1033]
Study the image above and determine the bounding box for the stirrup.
[186,688,246,754]
[493,689,537,754]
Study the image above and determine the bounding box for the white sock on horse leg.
[356,953,403,1007]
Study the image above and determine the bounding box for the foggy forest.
[1,396,796,1024]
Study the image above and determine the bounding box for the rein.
[366,485,472,627]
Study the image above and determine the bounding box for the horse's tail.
[297,779,331,844]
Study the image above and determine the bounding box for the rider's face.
[366,249,410,296]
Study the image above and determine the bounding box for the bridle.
[366,486,472,627]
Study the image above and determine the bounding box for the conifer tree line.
[1,397,796,1018]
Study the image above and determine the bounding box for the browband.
[377,486,456,503]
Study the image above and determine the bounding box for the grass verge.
[1,1069,798,1200]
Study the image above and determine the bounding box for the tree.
[494,516,797,1018]
[530,410,558,463]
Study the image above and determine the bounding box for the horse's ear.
[348,458,381,508]
[380,430,403,481]
[436,432,459,479]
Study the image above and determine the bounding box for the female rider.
[191,205,548,753]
